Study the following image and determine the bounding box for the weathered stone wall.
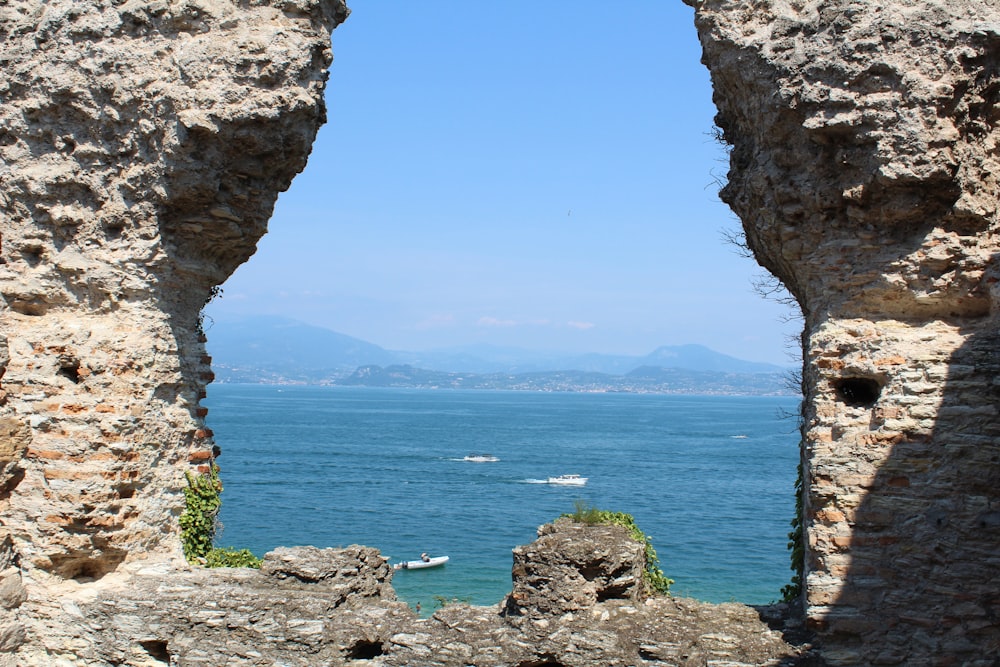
[689,0,1000,663]
[0,0,348,581]
[5,0,1000,663]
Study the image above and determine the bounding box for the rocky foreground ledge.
[7,519,817,667]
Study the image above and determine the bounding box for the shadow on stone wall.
[825,322,1000,664]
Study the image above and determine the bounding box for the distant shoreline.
[210,364,799,398]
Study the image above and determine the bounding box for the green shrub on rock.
[205,546,262,569]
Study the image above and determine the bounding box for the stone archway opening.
[201,0,806,610]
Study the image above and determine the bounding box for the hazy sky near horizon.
[205,1,802,366]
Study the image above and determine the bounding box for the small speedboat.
[547,474,587,486]
[393,554,449,570]
[463,454,499,462]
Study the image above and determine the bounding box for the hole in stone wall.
[115,483,137,499]
[57,360,82,384]
[70,559,119,582]
[638,646,663,661]
[580,561,633,601]
[833,377,882,407]
[597,586,629,602]
[104,221,124,241]
[0,469,25,500]
[345,640,384,660]
[58,135,76,154]
[9,300,46,316]
[49,550,127,581]
[138,639,171,664]
[21,245,44,267]
[595,583,630,602]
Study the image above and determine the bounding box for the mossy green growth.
[179,463,261,569]
[563,501,673,596]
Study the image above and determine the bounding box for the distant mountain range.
[205,315,796,396]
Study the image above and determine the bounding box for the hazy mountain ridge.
[207,316,796,395]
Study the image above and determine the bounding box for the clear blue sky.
[206,1,801,365]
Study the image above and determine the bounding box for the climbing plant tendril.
[782,459,804,602]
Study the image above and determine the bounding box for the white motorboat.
[547,474,587,486]
[463,454,499,462]
[393,554,449,570]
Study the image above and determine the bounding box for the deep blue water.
[205,385,800,609]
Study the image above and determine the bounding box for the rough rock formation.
[506,518,649,617]
[0,0,347,576]
[0,0,348,657]
[689,0,1000,663]
[17,520,807,666]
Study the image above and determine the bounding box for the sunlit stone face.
[0,0,348,577]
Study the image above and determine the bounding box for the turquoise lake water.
[205,385,800,609]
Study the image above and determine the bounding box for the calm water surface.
[205,385,800,608]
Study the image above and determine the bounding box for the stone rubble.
[12,520,810,666]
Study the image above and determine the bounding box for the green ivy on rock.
[179,463,261,569]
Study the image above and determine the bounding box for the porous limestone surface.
[0,0,347,569]
[689,0,1000,663]
[0,0,348,659]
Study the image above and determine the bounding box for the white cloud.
[477,316,517,327]
[567,321,595,330]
